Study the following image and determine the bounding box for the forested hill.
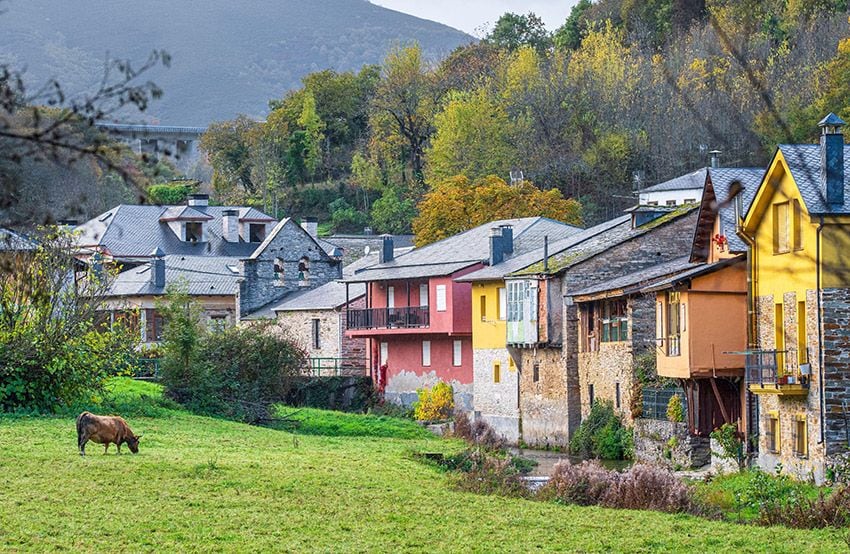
[0,0,472,125]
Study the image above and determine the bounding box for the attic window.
[665,200,676,207]
[249,223,266,243]
[298,257,310,282]
[226,265,240,275]
[185,222,203,243]
[98,212,113,222]
[274,258,285,279]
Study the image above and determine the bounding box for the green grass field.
[0,379,846,552]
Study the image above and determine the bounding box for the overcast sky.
[372,0,578,36]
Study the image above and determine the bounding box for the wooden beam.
[710,377,732,424]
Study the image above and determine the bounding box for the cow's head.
[126,434,141,454]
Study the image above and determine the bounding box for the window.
[145,309,164,342]
[775,303,785,370]
[580,304,598,352]
[647,201,659,206]
[274,258,285,280]
[311,318,321,349]
[436,285,447,312]
[666,200,676,206]
[532,362,540,383]
[507,280,536,323]
[210,315,227,332]
[380,342,388,366]
[615,382,621,409]
[793,415,808,458]
[684,198,697,204]
[419,283,428,307]
[773,202,790,254]
[452,340,462,366]
[387,286,395,309]
[480,295,487,321]
[588,384,595,407]
[667,291,682,356]
[249,223,266,243]
[422,340,431,367]
[766,411,780,453]
[797,301,808,364]
[298,257,310,282]
[185,222,203,243]
[792,199,803,251]
[601,299,628,343]
[498,287,507,321]
[493,361,501,384]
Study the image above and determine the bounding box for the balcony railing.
[305,357,367,377]
[746,349,810,394]
[346,306,430,330]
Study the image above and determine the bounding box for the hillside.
[0,0,472,125]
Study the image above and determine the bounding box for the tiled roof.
[74,205,274,259]
[345,217,582,282]
[707,167,764,252]
[106,255,242,297]
[0,227,37,251]
[777,144,850,215]
[570,257,697,299]
[640,169,707,193]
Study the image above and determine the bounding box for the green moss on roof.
[512,251,583,276]
[637,203,698,230]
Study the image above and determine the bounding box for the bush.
[147,182,196,205]
[328,197,368,233]
[452,412,506,451]
[666,393,684,423]
[451,450,530,498]
[569,401,632,460]
[758,486,850,529]
[710,423,744,471]
[540,460,697,514]
[413,381,454,421]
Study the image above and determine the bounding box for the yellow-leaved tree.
[412,175,583,247]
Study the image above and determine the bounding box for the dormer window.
[249,223,266,243]
[185,222,203,243]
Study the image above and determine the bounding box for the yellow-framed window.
[493,361,501,384]
[766,411,781,453]
[793,414,808,458]
[773,202,790,254]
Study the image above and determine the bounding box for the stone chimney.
[709,150,721,169]
[301,216,318,239]
[187,193,209,207]
[222,209,239,242]
[819,113,846,207]
[150,247,166,288]
[489,227,505,266]
[499,224,514,254]
[380,234,394,264]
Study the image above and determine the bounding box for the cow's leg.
[117,442,121,454]
[79,437,87,456]
[104,442,109,454]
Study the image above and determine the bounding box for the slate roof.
[641,256,745,293]
[159,206,213,221]
[75,205,275,259]
[106,255,242,297]
[640,168,707,193]
[0,227,37,251]
[706,167,764,252]
[345,217,582,283]
[570,256,698,300]
[776,144,850,215]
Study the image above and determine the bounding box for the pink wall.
[380,335,473,385]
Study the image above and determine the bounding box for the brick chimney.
[187,193,209,207]
[499,224,514,254]
[380,234,394,263]
[222,209,239,242]
[301,216,318,239]
[489,227,505,266]
[709,150,721,169]
[819,113,845,207]
[150,247,166,288]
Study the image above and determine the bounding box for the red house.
[344,218,580,410]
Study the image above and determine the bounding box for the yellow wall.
[471,280,508,349]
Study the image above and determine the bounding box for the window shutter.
[436,285,447,312]
[452,340,462,366]
[498,287,507,321]
[422,340,431,367]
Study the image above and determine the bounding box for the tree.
[296,92,326,179]
[412,175,583,247]
[199,116,262,201]
[371,188,417,234]
[486,12,552,54]
[554,0,593,50]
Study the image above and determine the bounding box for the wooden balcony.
[746,349,810,396]
[346,306,430,331]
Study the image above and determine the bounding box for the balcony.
[746,349,810,396]
[346,306,430,331]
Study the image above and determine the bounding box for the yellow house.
[740,113,850,483]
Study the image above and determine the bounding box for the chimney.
[187,193,209,207]
[222,209,239,242]
[499,224,514,254]
[543,236,549,272]
[489,227,505,266]
[380,234,394,263]
[301,216,318,239]
[709,150,721,169]
[819,113,846,207]
[150,247,166,288]
[91,251,104,282]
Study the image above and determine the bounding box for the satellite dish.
[364,245,371,255]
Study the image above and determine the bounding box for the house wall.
[517,348,570,448]
[103,294,237,343]
[638,189,703,207]
[688,290,747,373]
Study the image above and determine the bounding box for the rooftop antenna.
[632,170,645,191]
[510,169,524,186]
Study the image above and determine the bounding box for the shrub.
[413,381,454,421]
[569,401,632,460]
[452,412,506,451]
[757,486,850,529]
[666,393,684,423]
[710,423,744,471]
[452,450,530,498]
[147,182,196,205]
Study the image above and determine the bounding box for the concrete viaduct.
[95,123,207,170]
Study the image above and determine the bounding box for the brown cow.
[76,412,141,456]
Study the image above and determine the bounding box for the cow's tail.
[76,412,89,449]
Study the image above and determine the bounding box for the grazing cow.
[76,412,141,456]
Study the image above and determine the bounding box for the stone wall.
[518,347,572,448]
[384,369,473,412]
[634,419,710,469]
[578,342,636,423]
[473,348,520,443]
[821,287,850,458]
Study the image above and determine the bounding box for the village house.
[503,204,700,448]
[343,218,581,410]
[636,151,724,207]
[739,113,850,483]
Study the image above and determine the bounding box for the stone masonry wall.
[634,419,710,469]
[473,348,520,443]
[822,288,850,457]
[518,347,570,448]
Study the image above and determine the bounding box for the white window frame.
[436,285,447,312]
[419,283,429,307]
[452,340,462,367]
[380,342,388,366]
[387,286,395,309]
[498,287,507,321]
[422,340,431,367]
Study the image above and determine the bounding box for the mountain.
[0,0,472,126]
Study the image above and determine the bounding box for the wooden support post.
[710,377,732,425]
[684,379,696,434]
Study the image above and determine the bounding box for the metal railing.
[305,357,368,377]
[346,306,430,330]
[132,358,161,380]
[745,349,810,387]
[642,386,688,421]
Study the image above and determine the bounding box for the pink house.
[344,218,581,410]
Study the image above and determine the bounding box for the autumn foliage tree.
[412,175,583,247]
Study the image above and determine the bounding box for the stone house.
[503,204,699,448]
[343,218,581,411]
[739,113,850,483]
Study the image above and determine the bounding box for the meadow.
[0,379,845,552]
